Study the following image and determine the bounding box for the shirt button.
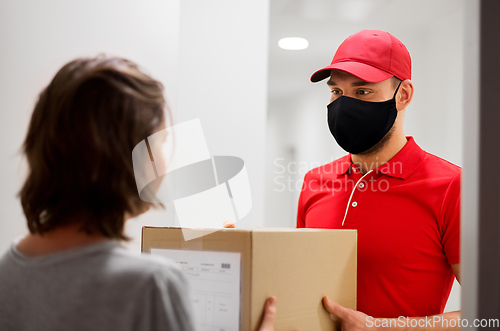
[352,201,358,207]
[358,182,365,189]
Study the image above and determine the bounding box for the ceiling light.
[278,37,309,50]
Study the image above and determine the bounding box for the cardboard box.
[142,227,357,331]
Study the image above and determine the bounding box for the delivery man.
[228,29,461,330]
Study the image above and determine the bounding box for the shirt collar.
[338,154,353,175]
[338,137,425,180]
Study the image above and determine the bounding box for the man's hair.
[392,76,402,89]
[19,56,165,240]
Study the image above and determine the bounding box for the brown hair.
[392,76,402,89]
[19,56,166,240]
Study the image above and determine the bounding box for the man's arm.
[323,263,461,331]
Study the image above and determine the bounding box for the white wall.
[0,0,269,253]
[404,9,464,167]
[176,0,269,227]
[128,0,270,250]
[0,0,180,254]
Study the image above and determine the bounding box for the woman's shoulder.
[1,240,185,289]
[102,243,185,283]
[102,245,190,305]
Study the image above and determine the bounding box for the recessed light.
[278,37,309,50]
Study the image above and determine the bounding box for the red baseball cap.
[310,30,411,83]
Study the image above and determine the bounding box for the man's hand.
[258,297,277,331]
[323,296,370,331]
[324,296,462,331]
[223,221,235,228]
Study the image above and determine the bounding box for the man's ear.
[396,79,414,111]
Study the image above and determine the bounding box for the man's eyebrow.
[326,79,375,87]
[351,80,375,87]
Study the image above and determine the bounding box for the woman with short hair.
[0,56,193,330]
[0,56,276,331]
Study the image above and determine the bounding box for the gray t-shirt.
[0,240,195,331]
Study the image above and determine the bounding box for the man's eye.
[357,90,370,95]
[331,90,341,95]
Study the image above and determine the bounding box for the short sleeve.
[440,172,461,265]
[134,263,195,331]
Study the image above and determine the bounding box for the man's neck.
[351,134,408,174]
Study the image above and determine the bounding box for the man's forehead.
[327,70,381,86]
[327,78,374,87]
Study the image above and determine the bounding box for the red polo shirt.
[297,137,460,318]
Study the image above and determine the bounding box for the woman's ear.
[397,79,414,111]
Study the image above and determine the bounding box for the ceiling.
[267,0,464,98]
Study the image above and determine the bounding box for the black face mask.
[327,83,401,154]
